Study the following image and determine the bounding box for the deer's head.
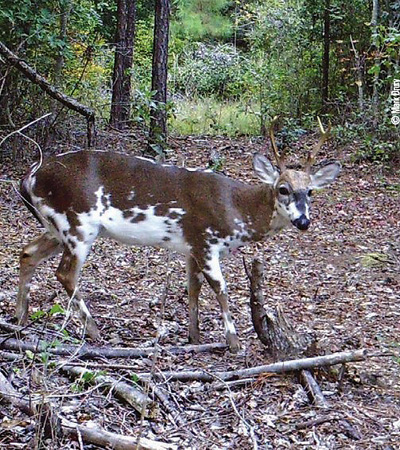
[253,118,341,231]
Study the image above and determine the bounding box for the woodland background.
[0,1,399,449]
[0,0,399,160]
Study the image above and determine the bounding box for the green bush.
[173,43,246,99]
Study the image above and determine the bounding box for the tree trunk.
[371,0,380,126]
[54,0,72,87]
[350,35,364,113]
[110,0,136,130]
[322,0,330,109]
[148,0,170,157]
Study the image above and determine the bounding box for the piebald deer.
[16,121,340,352]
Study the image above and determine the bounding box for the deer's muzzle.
[292,215,310,231]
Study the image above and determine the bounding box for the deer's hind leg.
[186,255,204,345]
[55,237,100,340]
[16,232,63,324]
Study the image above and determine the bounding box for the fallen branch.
[295,414,338,429]
[0,336,227,359]
[299,369,329,409]
[0,370,176,449]
[0,41,95,146]
[60,364,158,419]
[62,418,178,450]
[141,349,370,382]
[0,371,35,417]
[146,381,186,428]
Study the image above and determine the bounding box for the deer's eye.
[278,186,290,196]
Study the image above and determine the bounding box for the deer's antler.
[269,116,285,171]
[305,117,331,173]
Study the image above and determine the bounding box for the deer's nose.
[292,215,310,231]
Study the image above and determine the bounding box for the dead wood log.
[146,381,186,428]
[299,369,329,409]
[0,371,35,416]
[141,349,370,382]
[60,364,158,419]
[0,336,227,359]
[0,41,95,146]
[62,417,178,450]
[0,370,176,449]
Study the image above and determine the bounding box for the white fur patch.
[78,187,191,253]
[203,246,227,293]
[222,312,236,335]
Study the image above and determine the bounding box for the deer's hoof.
[86,322,100,340]
[227,333,241,354]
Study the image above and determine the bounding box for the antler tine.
[269,116,285,170]
[305,116,331,172]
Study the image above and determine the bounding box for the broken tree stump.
[249,258,316,360]
[248,257,327,407]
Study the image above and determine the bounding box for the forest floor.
[0,131,399,449]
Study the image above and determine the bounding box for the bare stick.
[0,336,227,359]
[141,349,371,382]
[60,365,158,419]
[248,258,315,359]
[0,41,95,146]
[299,369,329,408]
[0,112,52,148]
[62,417,178,450]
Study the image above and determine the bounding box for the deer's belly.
[99,205,191,254]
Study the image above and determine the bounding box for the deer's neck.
[233,183,288,240]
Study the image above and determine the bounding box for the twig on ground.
[60,364,158,418]
[0,336,227,359]
[210,373,259,450]
[0,370,176,449]
[141,349,373,382]
[299,369,329,408]
[62,417,178,450]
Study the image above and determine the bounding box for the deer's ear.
[310,162,341,189]
[253,154,279,185]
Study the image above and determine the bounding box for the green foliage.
[133,19,154,86]
[173,43,245,98]
[172,0,232,41]
[30,302,65,322]
[49,303,65,316]
[131,374,140,384]
[0,0,398,165]
[170,97,259,136]
[335,109,400,166]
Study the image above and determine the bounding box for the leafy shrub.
[173,43,246,99]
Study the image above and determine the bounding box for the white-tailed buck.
[17,120,340,352]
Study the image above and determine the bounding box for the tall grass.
[170,97,260,136]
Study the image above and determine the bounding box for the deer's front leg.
[203,253,240,353]
[186,256,204,344]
